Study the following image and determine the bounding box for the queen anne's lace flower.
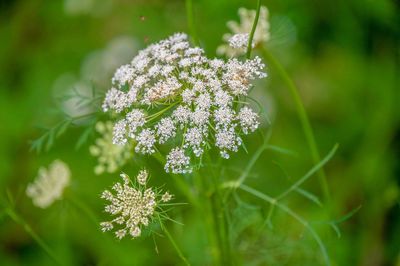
[102,33,265,173]
[161,192,173,202]
[217,6,270,57]
[90,121,131,175]
[165,147,191,174]
[26,160,70,208]
[229,33,253,50]
[100,170,173,240]
[238,106,260,134]
[215,127,242,159]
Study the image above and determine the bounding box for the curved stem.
[238,184,331,266]
[260,46,331,202]
[158,215,190,266]
[5,208,63,265]
[152,152,198,207]
[185,0,199,46]
[202,155,232,266]
[276,145,338,201]
[246,0,262,59]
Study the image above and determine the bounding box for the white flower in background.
[64,0,113,17]
[100,170,173,240]
[229,33,253,50]
[53,36,138,122]
[26,160,70,208]
[90,121,131,175]
[102,33,265,173]
[217,6,270,57]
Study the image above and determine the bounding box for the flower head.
[102,33,265,173]
[217,6,270,57]
[100,170,173,240]
[26,160,70,208]
[90,121,131,175]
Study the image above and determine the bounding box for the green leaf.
[295,188,323,207]
[75,126,95,150]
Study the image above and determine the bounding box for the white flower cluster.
[102,33,265,174]
[217,6,270,57]
[26,160,70,208]
[100,170,173,240]
[90,121,132,175]
[228,33,253,50]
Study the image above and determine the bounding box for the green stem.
[159,215,190,266]
[260,46,331,202]
[185,0,199,46]
[238,184,331,266]
[197,171,222,265]
[246,0,262,59]
[66,193,99,225]
[147,101,180,122]
[5,208,63,265]
[202,156,232,266]
[152,152,198,207]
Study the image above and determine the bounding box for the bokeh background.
[0,0,399,265]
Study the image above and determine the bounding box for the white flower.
[101,33,265,173]
[135,129,156,154]
[172,106,191,127]
[161,192,173,202]
[184,127,205,157]
[26,160,70,208]
[136,170,148,186]
[215,127,242,159]
[126,109,146,137]
[100,170,173,239]
[165,147,191,174]
[112,119,128,145]
[90,121,131,175]
[238,106,260,134]
[155,117,176,144]
[214,107,235,128]
[112,64,135,87]
[217,6,270,57]
[229,33,253,50]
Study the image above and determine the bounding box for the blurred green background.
[0,0,399,265]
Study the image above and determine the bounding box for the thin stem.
[185,0,199,46]
[276,144,338,201]
[196,171,221,265]
[238,184,331,266]
[202,155,232,266]
[152,152,198,207]
[147,101,180,122]
[66,193,99,225]
[159,215,190,266]
[260,46,331,202]
[236,130,272,187]
[246,0,262,59]
[5,208,63,265]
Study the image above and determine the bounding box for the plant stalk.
[5,208,63,265]
[159,215,190,266]
[185,0,199,46]
[260,46,331,203]
[246,0,262,59]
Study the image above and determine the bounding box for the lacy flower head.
[90,121,132,175]
[217,6,270,57]
[26,160,71,208]
[100,170,173,240]
[102,33,266,174]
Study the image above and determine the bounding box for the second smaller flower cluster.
[100,169,173,240]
